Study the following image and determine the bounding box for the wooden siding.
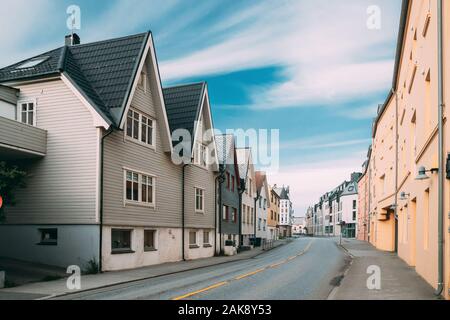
[103,60,183,227]
[5,79,99,224]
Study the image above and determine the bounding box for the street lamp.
[399,192,410,201]
[415,166,439,180]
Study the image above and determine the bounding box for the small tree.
[0,161,27,221]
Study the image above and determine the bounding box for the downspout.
[182,164,189,261]
[238,181,245,247]
[253,195,259,243]
[393,88,399,253]
[436,0,444,297]
[99,127,114,273]
[216,166,226,255]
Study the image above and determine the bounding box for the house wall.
[241,163,256,244]
[102,59,184,269]
[0,100,15,120]
[268,189,279,240]
[256,180,269,239]
[357,172,369,241]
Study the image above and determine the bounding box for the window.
[16,57,49,69]
[353,211,357,221]
[223,205,228,221]
[258,218,262,231]
[195,188,204,212]
[111,229,132,253]
[231,175,235,192]
[137,71,147,92]
[203,231,211,246]
[144,230,156,251]
[126,109,155,147]
[194,142,207,167]
[226,172,230,189]
[263,219,266,231]
[232,208,237,223]
[38,228,57,246]
[189,231,198,248]
[125,170,155,206]
[19,101,35,126]
[353,200,357,210]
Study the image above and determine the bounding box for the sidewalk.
[330,238,438,300]
[0,239,289,300]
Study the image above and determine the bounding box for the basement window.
[111,229,133,254]
[38,228,58,246]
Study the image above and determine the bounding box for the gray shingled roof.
[163,82,206,147]
[0,32,150,126]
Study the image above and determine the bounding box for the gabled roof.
[236,148,252,181]
[255,171,270,199]
[163,82,206,147]
[215,134,235,165]
[0,32,151,127]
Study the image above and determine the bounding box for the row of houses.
[305,173,360,238]
[356,0,449,299]
[0,31,294,272]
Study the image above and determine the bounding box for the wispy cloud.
[280,131,370,151]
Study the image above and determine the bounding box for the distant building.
[292,217,306,235]
[274,186,293,238]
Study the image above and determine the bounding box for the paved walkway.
[330,238,438,300]
[0,240,289,300]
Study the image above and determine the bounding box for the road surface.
[57,238,349,300]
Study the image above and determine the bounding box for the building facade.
[359,0,450,299]
[268,186,280,240]
[255,171,269,240]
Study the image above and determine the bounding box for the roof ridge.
[70,31,151,50]
[164,81,206,90]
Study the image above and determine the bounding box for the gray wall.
[0,225,99,268]
[219,162,240,235]
[103,60,183,228]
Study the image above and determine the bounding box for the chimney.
[65,33,80,46]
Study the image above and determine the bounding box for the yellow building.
[366,0,449,299]
[268,185,280,240]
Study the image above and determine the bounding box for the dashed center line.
[171,240,315,300]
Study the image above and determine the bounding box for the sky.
[0,0,403,216]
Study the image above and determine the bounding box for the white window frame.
[203,230,211,246]
[194,141,208,168]
[189,230,198,247]
[144,229,157,252]
[125,108,155,149]
[123,168,156,208]
[17,99,36,126]
[195,187,205,213]
[137,71,147,93]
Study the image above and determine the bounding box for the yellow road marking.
[270,261,286,268]
[172,281,228,300]
[234,268,266,280]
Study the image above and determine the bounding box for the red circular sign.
[0,196,3,209]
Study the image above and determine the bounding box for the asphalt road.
[57,238,349,300]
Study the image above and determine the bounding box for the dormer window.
[126,109,155,148]
[194,142,207,167]
[18,100,36,126]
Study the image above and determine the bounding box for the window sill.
[124,136,156,151]
[203,244,212,248]
[124,201,156,209]
[111,250,135,255]
[36,242,57,246]
[144,248,158,252]
[195,210,205,214]
[189,245,200,249]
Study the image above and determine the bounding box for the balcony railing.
[0,116,47,158]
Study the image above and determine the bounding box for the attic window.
[16,56,49,69]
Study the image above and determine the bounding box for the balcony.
[0,116,47,159]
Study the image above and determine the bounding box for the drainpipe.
[253,195,260,244]
[393,88,399,254]
[436,0,444,297]
[215,166,226,255]
[238,181,245,247]
[182,164,189,261]
[99,127,114,273]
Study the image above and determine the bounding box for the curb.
[327,242,354,300]
[41,239,291,300]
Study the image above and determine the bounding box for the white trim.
[17,98,37,127]
[0,142,46,157]
[123,167,157,208]
[60,73,110,129]
[124,107,156,149]
[194,186,205,214]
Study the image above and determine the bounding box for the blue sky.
[0,0,403,215]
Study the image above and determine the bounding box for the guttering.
[182,164,189,261]
[99,127,114,273]
[435,0,444,297]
